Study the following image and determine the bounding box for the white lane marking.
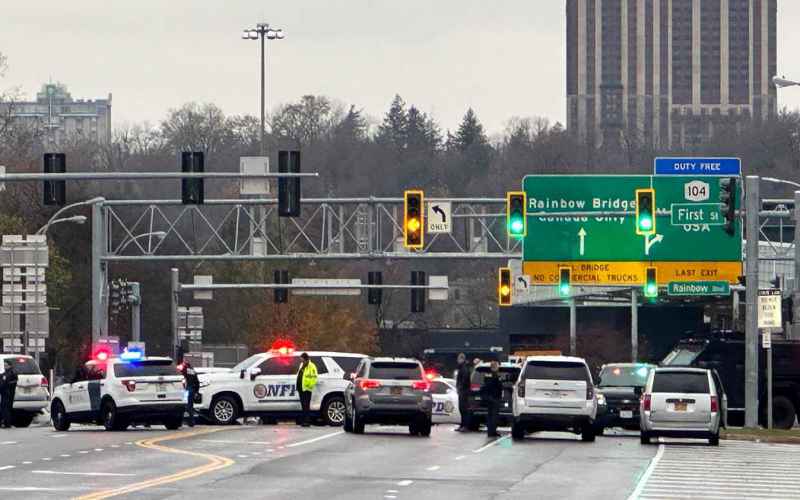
[0,441,18,445]
[426,465,441,471]
[41,458,52,461]
[385,496,397,499]
[111,445,120,448]
[386,490,399,494]
[0,487,74,492]
[397,480,414,487]
[627,444,664,500]
[252,452,262,456]
[51,434,67,438]
[285,431,344,448]
[267,449,275,452]
[94,448,103,451]
[236,454,249,458]
[454,455,466,461]
[22,461,32,465]
[60,454,70,457]
[125,442,133,445]
[472,436,509,453]
[0,465,15,471]
[79,451,89,454]
[32,470,137,477]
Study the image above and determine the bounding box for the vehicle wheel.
[709,433,720,446]
[772,396,797,430]
[51,401,70,432]
[511,421,525,441]
[12,413,35,428]
[640,432,651,445]
[210,395,239,425]
[593,425,605,436]
[102,401,119,432]
[581,426,596,442]
[164,417,182,430]
[418,416,432,437]
[353,407,365,435]
[408,422,418,435]
[322,396,346,427]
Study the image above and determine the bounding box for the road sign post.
[759,288,781,430]
[745,176,760,429]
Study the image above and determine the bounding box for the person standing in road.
[181,361,200,427]
[481,360,503,438]
[0,360,18,428]
[296,353,318,427]
[455,353,472,432]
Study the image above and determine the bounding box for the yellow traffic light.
[404,190,424,249]
[498,267,512,306]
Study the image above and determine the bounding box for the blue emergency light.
[120,348,144,362]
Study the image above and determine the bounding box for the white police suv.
[50,352,185,431]
[197,346,366,426]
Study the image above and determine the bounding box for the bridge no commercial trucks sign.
[522,175,742,285]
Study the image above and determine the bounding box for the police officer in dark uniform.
[0,360,18,428]
[455,353,472,432]
[480,360,503,438]
[181,361,200,427]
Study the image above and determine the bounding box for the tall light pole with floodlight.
[242,23,285,156]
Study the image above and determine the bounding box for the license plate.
[391,387,402,395]
[674,402,687,411]
[620,410,633,419]
[21,387,33,394]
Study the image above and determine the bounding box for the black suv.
[466,362,521,430]
[594,363,654,433]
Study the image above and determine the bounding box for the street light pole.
[242,23,285,157]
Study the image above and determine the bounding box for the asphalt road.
[0,422,659,500]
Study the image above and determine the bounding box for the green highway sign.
[521,175,743,285]
[668,281,731,296]
[670,203,724,226]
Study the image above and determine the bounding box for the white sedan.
[429,378,460,424]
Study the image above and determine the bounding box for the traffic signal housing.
[274,269,289,304]
[181,152,205,204]
[404,190,424,249]
[43,153,66,206]
[558,267,571,297]
[635,188,656,236]
[368,271,383,305]
[719,177,737,236]
[506,192,527,238]
[498,267,512,306]
[644,267,658,298]
[278,150,301,217]
[410,271,426,313]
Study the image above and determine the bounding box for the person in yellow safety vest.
[296,352,318,427]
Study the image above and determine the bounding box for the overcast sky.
[2,1,800,135]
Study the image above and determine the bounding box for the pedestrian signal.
[635,188,656,236]
[404,190,424,249]
[506,192,527,238]
[498,267,512,306]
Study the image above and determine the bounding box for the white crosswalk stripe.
[636,440,800,499]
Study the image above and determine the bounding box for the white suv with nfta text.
[197,350,366,426]
[50,356,185,431]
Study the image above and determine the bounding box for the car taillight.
[358,379,381,390]
[470,383,480,391]
[122,380,136,392]
[517,382,525,398]
[643,394,651,412]
[586,385,594,400]
[41,376,49,388]
[412,380,430,391]
[710,396,719,413]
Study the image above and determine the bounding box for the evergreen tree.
[375,95,408,153]
[455,108,489,152]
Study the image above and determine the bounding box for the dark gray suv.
[343,357,433,436]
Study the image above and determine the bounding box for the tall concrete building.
[566,0,777,149]
[1,83,112,146]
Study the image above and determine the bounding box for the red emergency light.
[92,347,111,362]
[270,339,295,357]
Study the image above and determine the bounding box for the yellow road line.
[75,427,235,500]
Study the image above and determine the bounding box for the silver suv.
[343,357,433,437]
[0,354,50,428]
[640,367,724,446]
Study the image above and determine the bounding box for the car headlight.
[597,394,606,405]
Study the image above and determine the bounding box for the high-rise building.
[566,0,777,149]
[0,83,112,146]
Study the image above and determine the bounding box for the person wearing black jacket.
[480,360,503,438]
[455,353,472,432]
[181,361,200,427]
[0,360,18,428]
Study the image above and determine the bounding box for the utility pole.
[745,176,760,428]
[793,190,800,340]
[171,268,179,360]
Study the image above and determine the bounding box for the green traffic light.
[645,283,658,297]
[559,283,570,297]
[509,217,524,235]
[639,215,653,231]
